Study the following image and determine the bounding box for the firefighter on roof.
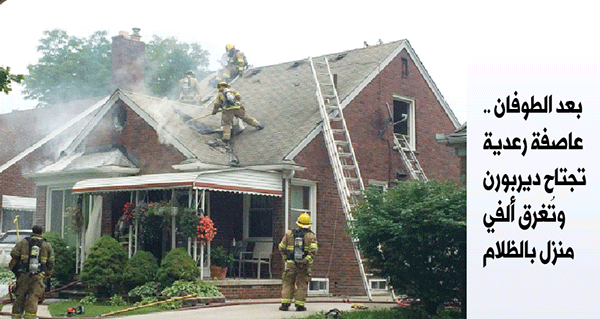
[278,212,318,312]
[10,225,54,319]
[215,44,248,84]
[178,70,202,105]
[212,81,264,144]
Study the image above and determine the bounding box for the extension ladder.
[393,133,428,181]
[309,56,373,300]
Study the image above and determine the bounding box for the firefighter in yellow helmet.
[9,225,54,319]
[215,44,248,84]
[278,212,318,312]
[212,81,264,144]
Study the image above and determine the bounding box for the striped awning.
[72,169,282,197]
[1,195,36,211]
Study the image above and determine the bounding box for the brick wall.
[216,282,282,299]
[111,34,145,92]
[35,186,47,227]
[291,49,461,296]
[85,103,186,174]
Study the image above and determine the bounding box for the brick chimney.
[111,28,145,92]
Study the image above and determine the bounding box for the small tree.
[156,247,200,287]
[80,235,128,295]
[122,250,159,291]
[350,180,466,316]
[43,231,76,284]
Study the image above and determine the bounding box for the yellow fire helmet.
[296,212,311,229]
[217,81,229,89]
[225,44,235,51]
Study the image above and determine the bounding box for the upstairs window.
[393,96,416,150]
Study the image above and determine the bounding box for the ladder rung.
[342,164,356,170]
[335,140,349,146]
[331,129,345,134]
[338,152,353,158]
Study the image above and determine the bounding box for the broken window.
[393,97,416,150]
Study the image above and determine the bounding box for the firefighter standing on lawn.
[9,225,54,319]
[278,213,318,312]
[212,81,264,145]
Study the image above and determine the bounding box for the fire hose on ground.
[99,293,197,317]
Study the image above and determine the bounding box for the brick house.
[0,98,105,232]
[13,33,461,298]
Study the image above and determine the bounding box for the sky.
[1,0,599,124]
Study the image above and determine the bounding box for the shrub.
[156,247,199,287]
[109,294,127,306]
[128,281,162,299]
[161,280,222,298]
[43,231,76,284]
[79,293,97,305]
[133,296,158,307]
[351,180,466,317]
[80,235,128,295]
[211,245,234,268]
[0,267,16,284]
[123,250,159,290]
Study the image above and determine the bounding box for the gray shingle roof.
[119,40,406,167]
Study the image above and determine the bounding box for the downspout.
[284,178,289,231]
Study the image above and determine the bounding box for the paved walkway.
[0,296,397,318]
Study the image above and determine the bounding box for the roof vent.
[333,54,346,61]
[247,68,262,78]
[288,61,303,69]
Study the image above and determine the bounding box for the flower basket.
[196,216,217,245]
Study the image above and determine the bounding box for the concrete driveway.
[1,296,398,319]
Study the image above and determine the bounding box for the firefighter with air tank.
[215,44,248,84]
[212,81,264,145]
[278,213,318,312]
[9,225,54,319]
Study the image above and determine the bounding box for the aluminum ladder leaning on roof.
[308,56,373,301]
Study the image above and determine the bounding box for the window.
[367,180,388,193]
[401,57,409,79]
[243,195,275,240]
[308,278,329,295]
[393,96,416,150]
[290,179,317,233]
[48,189,77,247]
[369,278,389,294]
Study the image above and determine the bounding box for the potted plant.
[210,246,234,280]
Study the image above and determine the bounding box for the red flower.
[197,216,217,244]
[122,202,136,222]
